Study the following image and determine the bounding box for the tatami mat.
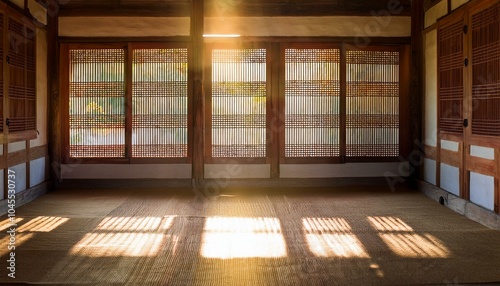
[0,186,499,285]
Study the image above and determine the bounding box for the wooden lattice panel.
[284,48,340,157]
[346,50,400,157]
[26,27,36,131]
[438,19,464,134]
[69,49,126,158]
[132,48,188,158]
[0,13,3,133]
[211,49,267,158]
[471,3,500,136]
[8,17,27,133]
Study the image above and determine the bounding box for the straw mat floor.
[0,186,499,285]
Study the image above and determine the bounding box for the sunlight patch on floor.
[368,216,450,258]
[18,216,69,232]
[95,216,175,231]
[303,218,370,258]
[71,232,164,257]
[0,218,23,231]
[201,217,287,259]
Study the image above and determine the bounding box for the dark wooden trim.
[269,43,280,178]
[2,144,7,199]
[203,44,212,161]
[59,44,70,165]
[424,0,444,12]
[57,2,411,17]
[125,43,133,159]
[204,37,411,45]
[344,157,401,163]
[63,157,190,165]
[410,0,424,183]
[205,158,268,165]
[58,36,191,43]
[29,145,48,161]
[424,145,438,161]
[278,43,286,165]
[281,157,342,164]
[7,149,29,168]
[58,5,191,17]
[400,44,412,159]
[48,5,60,181]
[129,158,190,164]
[440,148,460,168]
[340,43,347,163]
[466,154,495,177]
[26,140,30,188]
[460,142,469,200]
[495,149,500,214]
[439,132,464,142]
[191,0,204,186]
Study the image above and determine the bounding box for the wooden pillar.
[191,0,204,188]
[47,0,60,184]
[495,149,500,214]
[410,0,424,185]
[268,44,280,178]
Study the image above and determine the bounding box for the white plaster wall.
[31,28,48,148]
[425,0,448,28]
[30,157,46,188]
[441,140,459,152]
[440,163,460,196]
[59,17,191,37]
[61,164,192,179]
[205,16,411,37]
[470,145,494,160]
[451,0,469,10]
[205,164,270,179]
[8,141,26,153]
[424,30,438,147]
[423,158,437,185]
[280,162,408,178]
[470,172,495,211]
[9,163,27,194]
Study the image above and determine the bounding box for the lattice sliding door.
[284,48,340,158]
[438,19,464,134]
[132,48,188,158]
[69,49,126,158]
[0,13,3,133]
[7,17,36,133]
[346,50,400,157]
[471,3,500,136]
[210,49,267,158]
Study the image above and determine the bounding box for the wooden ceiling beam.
[57,1,411,17]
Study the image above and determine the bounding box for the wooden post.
[269,44,279,178]
[47,1,60,183]
[340,43,346,163]
[410,0,424,185]
[191,0,204,188]
[495,149,500,214]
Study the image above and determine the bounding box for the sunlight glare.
[201,217,287,259]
